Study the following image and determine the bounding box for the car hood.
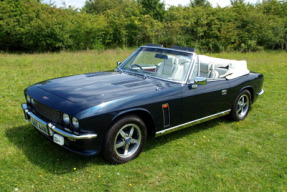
[29,71,166,110]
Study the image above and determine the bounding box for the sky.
[42,0,261,9]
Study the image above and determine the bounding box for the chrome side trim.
[155,109,231,137]
[22,104,97,140]
[257,89,264,96]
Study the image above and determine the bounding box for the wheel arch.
[110,108,156,137]
[240,86,254,103]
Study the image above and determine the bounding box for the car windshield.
[120,47,193,82]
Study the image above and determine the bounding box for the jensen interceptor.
[22,45,264,163]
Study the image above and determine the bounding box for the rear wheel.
[103,115,147,164]
[230,90,251,121]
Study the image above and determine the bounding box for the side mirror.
[194,77,207,85]
[189,77,207,89]
[117,61,122,66]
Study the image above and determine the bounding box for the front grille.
[33,101,62,124]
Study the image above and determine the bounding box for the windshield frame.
[117,46,195,84]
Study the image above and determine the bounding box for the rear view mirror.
[155,54,168,60]
[117,61,122,66]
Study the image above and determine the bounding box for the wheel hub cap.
[236,94,249,118]
[125,137,131,144]
[114,124,142,158]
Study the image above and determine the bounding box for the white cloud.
[209,0,262,7]
[163,0,190,7]
[42,0,86,9]
[209,0,231,7]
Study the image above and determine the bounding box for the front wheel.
[230,90,251,121]
[103,115,147,164]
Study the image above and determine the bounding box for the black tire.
[103,115,147,164]
[230,90,251,121]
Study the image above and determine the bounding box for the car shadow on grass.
[144,116,234,152]
[7,116,234,170]
[6,125,106,174]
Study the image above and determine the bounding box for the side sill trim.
[155,109,231,137]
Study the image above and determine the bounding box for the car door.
[181,80,231,123]
[181,56,231,123]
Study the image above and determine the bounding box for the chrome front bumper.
[22,104,97,140]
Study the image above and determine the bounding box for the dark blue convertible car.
[22,45,264,163]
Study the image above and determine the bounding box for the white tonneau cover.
[198,55,250,79]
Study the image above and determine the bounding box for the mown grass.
[0,49,286,191]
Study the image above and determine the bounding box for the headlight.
[62,113,70,125]
[31,98,36,105]
[72,117,79,130]
[26,95,31,103]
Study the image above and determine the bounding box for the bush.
[0,0,286,52]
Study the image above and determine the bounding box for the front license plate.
[53,134,64,146]
[31,117,48,136]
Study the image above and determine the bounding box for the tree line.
[0,0,286,52]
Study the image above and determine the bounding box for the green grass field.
[0,49,286,191]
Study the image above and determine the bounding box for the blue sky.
[42,0,261,9]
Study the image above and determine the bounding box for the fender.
[111,107,155,123]
[239,85,254,102]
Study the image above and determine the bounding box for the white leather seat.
[157,56,178,78]
[216,68,228,76]
[216,67,233,78]
[200,62,219,79]
[198,55,250,79]
[209,63,219,79]
[172,57,188,81]
[200,62,211,77]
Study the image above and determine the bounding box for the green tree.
[138,0,165,21]
[230,0,245,6]
[190,0,211,7]
[1,0,287,52]
[83,0,123,15]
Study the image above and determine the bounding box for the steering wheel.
[130,64,143,71]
